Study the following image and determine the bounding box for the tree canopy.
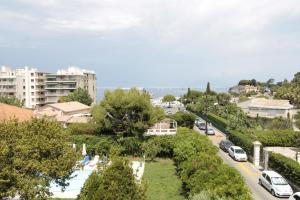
[0,95,22,107]
[0,118,77,200]
[78,157,145,200]
[162,94,176,103]
[59,88,93,106]
[274,72,300,105]
[92,88,164,137]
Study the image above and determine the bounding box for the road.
[194,125,280,200]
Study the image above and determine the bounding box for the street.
[194,125,280,200]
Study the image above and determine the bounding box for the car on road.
[228,146,247,161]
[206,128,215,135]
[197,122,206,130]
[194,118,202,126]
[219,140,234,152]
[289,192,300,200]
[259,170,293,198]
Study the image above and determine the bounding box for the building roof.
[0,103,33,122]
[247,98,293,110]
[47,101,90,113]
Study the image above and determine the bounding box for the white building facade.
[45,67,96,104]
[0,66,97,108]
[0,66,46,108]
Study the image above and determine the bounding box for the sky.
[0,0,300,89]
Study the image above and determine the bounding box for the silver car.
[259,171,293,198]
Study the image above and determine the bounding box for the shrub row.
[253,130,300,147]
[269,153,300,188]
[206,112,229,133]
[173,128,253,200]
[228,130,254,156]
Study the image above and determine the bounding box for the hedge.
[269,153,300,187]
[254,130,300,147]
[228,130,254,156]
[198,112,229,133]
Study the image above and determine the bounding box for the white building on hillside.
[145,118,177,136]
[0,66,46,108]
[238,98,294,118]
[45,66,96,104]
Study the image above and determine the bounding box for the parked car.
[206,128,215,135]
[194,118,202,126]
[259,170,293,197]
[197,122,206,130]
[228,146,247,161]
[219,140,234,152]
[289,192,300,200]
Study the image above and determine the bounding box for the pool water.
[49,169,94,199]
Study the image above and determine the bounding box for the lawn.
[143,159,186,200]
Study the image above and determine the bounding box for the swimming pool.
[49,169,94,199]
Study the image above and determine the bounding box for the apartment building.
[0,66,17,97]
[0,66,46,108]
[45,67,96,104]
[0,66,97,108]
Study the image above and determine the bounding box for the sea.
[97,87,229,102]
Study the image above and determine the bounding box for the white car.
[289,192,300,200]
[206,128,215,135]
[228,146,247,161]
[259,170,293,198]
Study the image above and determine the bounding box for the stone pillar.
[297,152,300,164]
[253,141,262,167]
[264,149,269,170]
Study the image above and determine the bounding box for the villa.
[238,98,294,118]
[34,101,91,127]
[145,118,177,136]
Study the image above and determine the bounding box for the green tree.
[0,118,77,200]
[92,88,164,138]
[216,93,231,106]
[162,94,176,108]
[0,95,22,107]
[77,171,101,200]
[206,82,211,94]
[64,88,93,106]
[92,157,145,200]
[142,139,162,161]
[171,111,196,129]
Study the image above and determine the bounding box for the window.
[31,73,34,76]
[294,195,300,200]
[266,175,271,184]
[262,173,266,178]
[31,79,34,82]
[31,86,34,89]
[23,92,25,96]
[23,86,25,89]
[31,92,34,95]
[23,79,25,82]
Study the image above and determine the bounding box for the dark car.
[219,140,234,152]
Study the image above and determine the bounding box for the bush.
[70,135,117,156]
[78,157,145,200]
[118,137,143,156]
[206,113,229,131]
[254,130,300,147]
[173,128,252,200]
[269,153,300,187]
[68,123,98,135]
[142,136,176,160]
[170,111,197,129]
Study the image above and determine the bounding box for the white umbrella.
[82,143,87,156]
